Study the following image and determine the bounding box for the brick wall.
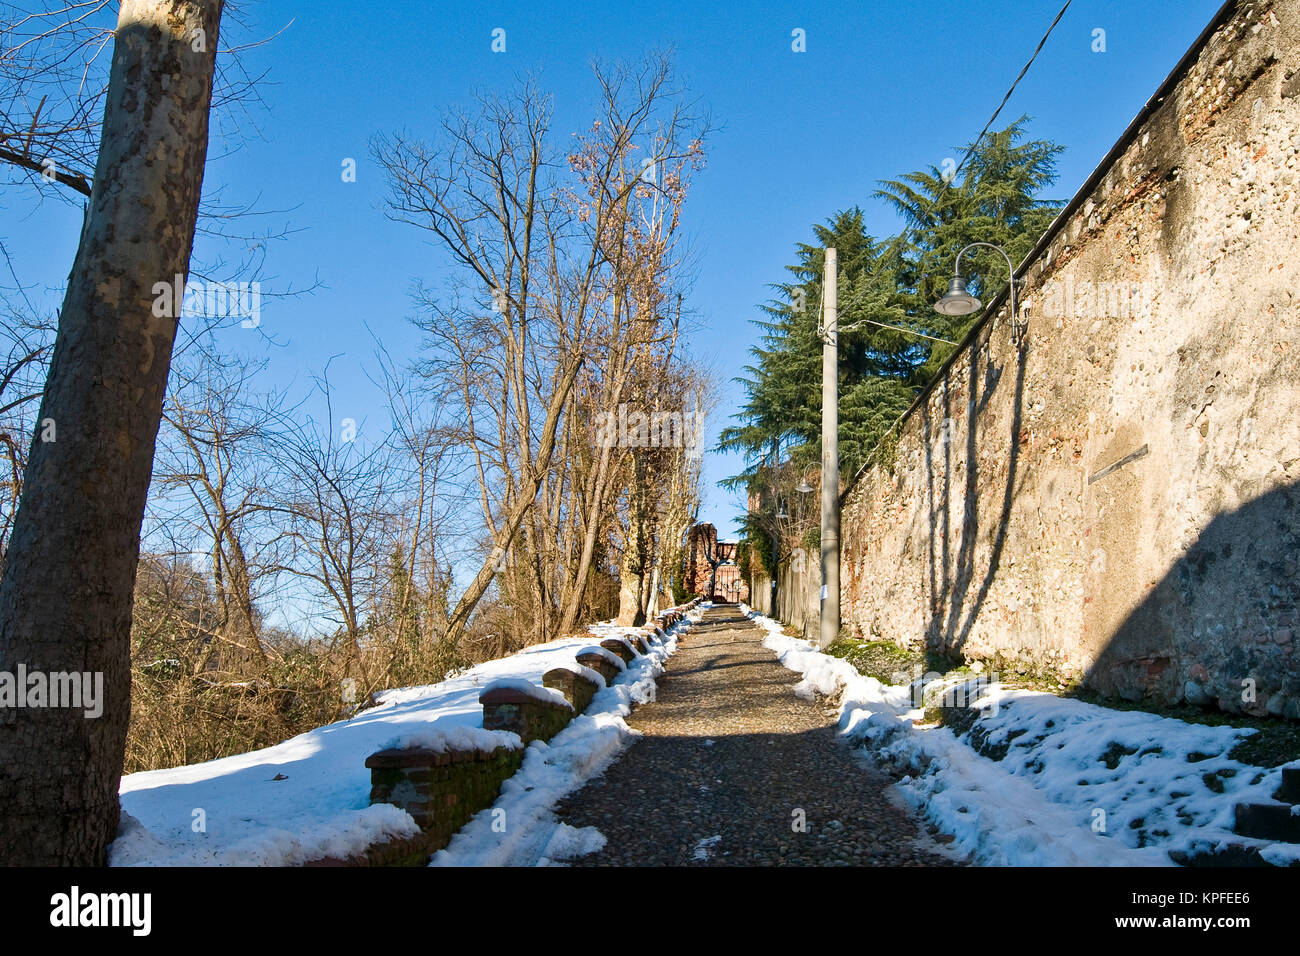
[313,598,702,865]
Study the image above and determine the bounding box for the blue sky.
[11,0,1225,549]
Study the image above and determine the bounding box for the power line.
[757,2,1076,478]
[814,277,955,345]
[825,1,1077,489]
[840,318,956,346]
[804,0,1074,336]
[953,0,1073,178]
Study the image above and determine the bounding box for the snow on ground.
[111,607,705,866]
[430,609,708,866]
[743,605,1297,867]
[691,834,721,861]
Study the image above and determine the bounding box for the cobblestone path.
[555,606,963,866]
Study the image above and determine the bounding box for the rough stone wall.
[841,0,1300,716]
[751,556,819,636]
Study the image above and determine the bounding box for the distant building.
[685,523,750,603]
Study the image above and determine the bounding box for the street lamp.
[933,274,981,316]
[934,242,1025,346]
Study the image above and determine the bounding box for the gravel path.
[555,606,964,866]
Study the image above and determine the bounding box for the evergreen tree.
[721,118,1063,498]
[876,116,1064,380]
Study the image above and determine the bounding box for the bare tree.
[375,54,708,648]
[561,95,703,631]
[266,371,397,699]
[0,0,224,865]
[150,339,289,672]
[0,297,54,557]
[0,3,308,570]
[1,1,276,199]
[366,338,464,683]
[0,0,112,196]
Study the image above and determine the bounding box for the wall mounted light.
[934,274,982,316]
[934,242,1025,346]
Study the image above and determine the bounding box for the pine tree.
[721,118,1063,497]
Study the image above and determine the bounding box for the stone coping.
[364,745,515,769]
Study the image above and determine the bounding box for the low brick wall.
[368,745,523,841]
[304,830,444,867]
[600,638,638,665]
[326,601,699,866]
[481,685,574,744]
[656,610,683,630]
[304,743,525,866]
[576,649,623,684]
[543,667,601,712]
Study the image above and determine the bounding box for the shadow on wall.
[912,328,1299,716]
[920,329,1030,660]
[1085,479,1300,719]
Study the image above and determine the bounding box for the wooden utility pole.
[819,248,840,649]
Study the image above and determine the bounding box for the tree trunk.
[645,566,661,618]
[443,355,584,646]
[555,350,632,637]
[616,456,650,626]
[0,0,223,865]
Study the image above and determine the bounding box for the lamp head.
[934,275,981,317]
[795,481,814,494]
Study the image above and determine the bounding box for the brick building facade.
[685,523,749,603]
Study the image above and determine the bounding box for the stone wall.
[364,744,526,854]
[685,523,719,596]
[750,554,819,638]
[840,0,1300,716]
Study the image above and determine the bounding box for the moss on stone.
[827,637,922,685]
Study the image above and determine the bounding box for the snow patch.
[692,834,721,861]
[111,608,702,867]
[380,726,522,753]
[538,823,606,865]
[480,678,574,710]
[545,661,608,689]
[577,646,627,670]
[741,604,1292,867]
